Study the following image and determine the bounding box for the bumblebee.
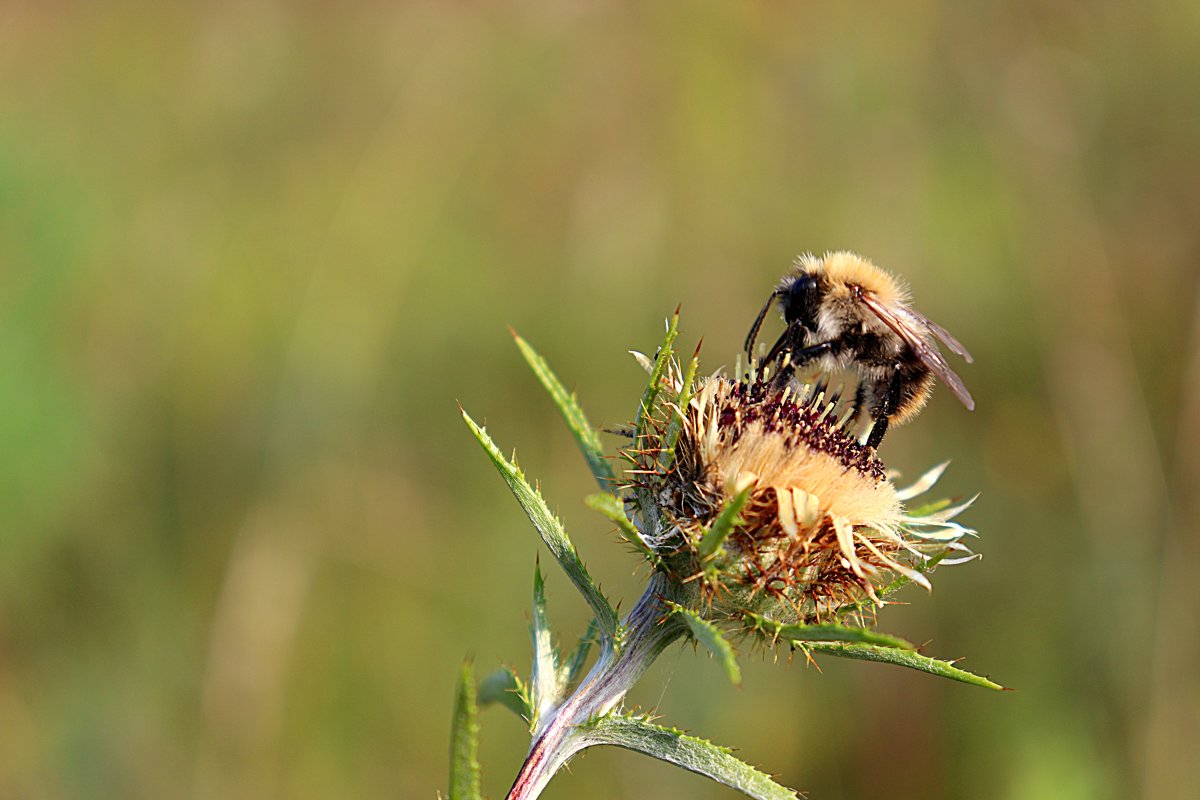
[744,252,974,448]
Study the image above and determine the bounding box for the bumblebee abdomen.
[891,364,935,425]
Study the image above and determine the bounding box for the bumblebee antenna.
[744,289,783,359]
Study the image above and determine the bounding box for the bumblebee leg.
[851,383,868,424]
[767,337,835,389]
[762,324,798,366]
[866,414,888,449]
[866,367,904,449]
[780,340,835,365]
[763,324,801,386]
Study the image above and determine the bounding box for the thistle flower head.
[629,359,975,628]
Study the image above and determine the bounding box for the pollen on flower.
[692,377,894,515]
[627,362,967,620]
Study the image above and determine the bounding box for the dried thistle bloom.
[626,356,978,649]
[451,316,1000,800]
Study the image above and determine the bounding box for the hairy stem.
[505,573,690,800]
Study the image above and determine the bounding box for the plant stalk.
[505,573,690,800]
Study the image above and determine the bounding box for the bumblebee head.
[744,265,826,357]
[780,272,822,333]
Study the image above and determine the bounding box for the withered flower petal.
[630,364,972,624]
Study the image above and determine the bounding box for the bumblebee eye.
[791,275,817,297]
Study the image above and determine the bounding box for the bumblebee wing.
[861,294,976,411]
[921,316,973,363]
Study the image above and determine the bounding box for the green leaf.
[581,714,799,800]
[530,564,560,731]
[634,311,680,445]
[584,492,659,565]
[669,604,741,685]
[741,610,914,650]
[462,409,619,641]
[478,666,532,722]
[697,484,753,560]
[662,342,701,461]
[513,332,616,491]
[801,643,1007,690]
[448,660,482,800]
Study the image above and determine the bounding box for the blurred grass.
[1,1,1198,798]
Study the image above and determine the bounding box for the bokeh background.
[3,2,1198,798]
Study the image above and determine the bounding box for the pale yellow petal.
[775,487,798,538]
[793,488,821,528]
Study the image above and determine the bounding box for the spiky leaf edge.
[461,409,619,642]
[584,492,660,566]
[580,713,799,800]
[530,564,560,733]
[668,603,742,685]
[801,642,1007,690]
[740,610,915,650]
[448,660,482,800]
[513,332,617,491]
[697,484,753,561]
[633,310,680,447]
[478,666,532,723]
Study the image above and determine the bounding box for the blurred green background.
[2,1,1198,798]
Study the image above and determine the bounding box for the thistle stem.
[505,573,690,800]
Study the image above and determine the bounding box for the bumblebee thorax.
[813,251,907,307]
